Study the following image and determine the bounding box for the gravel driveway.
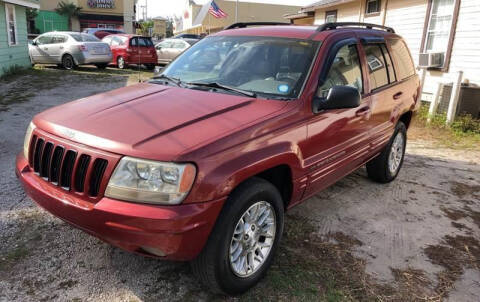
[1,68,479,301]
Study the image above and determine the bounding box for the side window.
[364,44,389,90]
[37,35,53,45]
[159,41,172,48]
[130,37,137,47]
[52,35,66,44]
[389,39,415,80]
[173,41,186,49]
[381,44,396,83]
[103,36,113,45]
[317,44,363,98]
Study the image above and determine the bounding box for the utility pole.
[235,0,239,22]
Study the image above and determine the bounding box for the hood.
[34,83,288,160]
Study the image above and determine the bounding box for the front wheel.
[191,177,284,295]
[366,121,407,183]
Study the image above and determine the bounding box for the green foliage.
[417,103,480,135]
[55,1,82,30]
[26,8,38,20]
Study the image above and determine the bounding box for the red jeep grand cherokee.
[16,22,420,294]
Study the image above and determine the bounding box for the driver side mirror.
[32,40,38,46]
[156,45,162,50]
[312,86,361,114]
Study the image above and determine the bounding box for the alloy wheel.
[229,201,276,278]
[388,132,404,175]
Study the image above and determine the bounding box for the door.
[362,41,401,153]
[32,35,53,63]
[129,37,140,63]
[303,39,372,197]
[49,34,68,63]
[137,37,155,61]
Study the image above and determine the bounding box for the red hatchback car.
[17,22,420,295]
[102,34,157,70]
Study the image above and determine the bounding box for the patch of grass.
[410,104,480,149]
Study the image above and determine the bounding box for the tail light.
[78,44,87,52]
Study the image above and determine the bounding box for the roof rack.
[317,22,395,33]
[224,22,291,30]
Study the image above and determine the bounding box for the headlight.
[105,157,196,205]
[23,122,36,161]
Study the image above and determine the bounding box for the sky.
[137,0,314,19]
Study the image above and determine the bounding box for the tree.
[26,8,39,34]
[166,18,174,38]
[55,1,82,31]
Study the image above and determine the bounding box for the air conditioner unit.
[418,52,444,68]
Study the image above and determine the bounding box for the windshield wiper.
[151,74,182,87]
[187,82,257,98]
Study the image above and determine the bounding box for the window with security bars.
[366,0,381,14]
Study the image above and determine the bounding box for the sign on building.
[87,0,115,9]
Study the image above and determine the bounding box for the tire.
[366,121,407,183]
[117,56,126,69]
[62,54,76,70]
[191,177,284,295]
[145,64,156,70]
[95,63,108,69]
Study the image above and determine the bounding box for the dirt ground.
[0,67,479,301]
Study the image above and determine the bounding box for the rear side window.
[71,33,100,42]
[389,39,415,80]
[364,44,389,89]
[317,44,363,98]
[138,37,153,47]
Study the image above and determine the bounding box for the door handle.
[43,48,48,50]
[60,46,64,49]
[355,106,371,117]
[393,92,403,100]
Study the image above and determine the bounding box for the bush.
[451,114,480,135]
[416,103,480,135]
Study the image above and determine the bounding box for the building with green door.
[0,0,40,76]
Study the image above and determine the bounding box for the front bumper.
[16,153,225,261]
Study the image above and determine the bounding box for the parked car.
[102,34,157,70]
[173,33,201,39]
[155,38,199,64]
[17,22,420,295]
[29,32,112,69]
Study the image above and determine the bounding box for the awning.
[3,0,40,9]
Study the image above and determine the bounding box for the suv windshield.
[161,36,320,99]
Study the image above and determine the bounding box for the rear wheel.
[191,177,284,295]
[145,64,156,70]
[366,121,407,183]
[117,56,126,69]
[62,54,76,70]
[95,63,108,69]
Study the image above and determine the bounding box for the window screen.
[366,0,381,14]
[317,44,363,98]
[389,39,415,80]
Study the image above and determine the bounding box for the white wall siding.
[424,0,480,94]
[384,0,428,67]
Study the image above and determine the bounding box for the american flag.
[209,0,228,18]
